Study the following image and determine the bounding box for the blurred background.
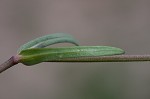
[0,0,150,99]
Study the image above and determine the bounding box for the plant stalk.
[0,56,19,73]
[1,55,150,74]
[48,55,150,62]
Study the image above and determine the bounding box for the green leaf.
[29,37,79,48]
[18,33,79,53]
[19,46,125,66]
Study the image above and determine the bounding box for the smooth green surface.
[19,46,125,66]
[18,33,79,53]
[31,37,79,48]
[17,33,125,66]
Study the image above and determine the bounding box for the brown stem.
[0,56,19,73]
[48,55,150,62]
[1,55,150,74]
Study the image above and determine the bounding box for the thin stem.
[48,55,150,62]
[0,56,19,73]
[1,55,150,74]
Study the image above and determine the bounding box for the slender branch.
[48,55,150,62]
[1,55,150,74]
[0,56,19,73]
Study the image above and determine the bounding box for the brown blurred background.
[0,0,150,99]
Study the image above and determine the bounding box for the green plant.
[0,33,150,73]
